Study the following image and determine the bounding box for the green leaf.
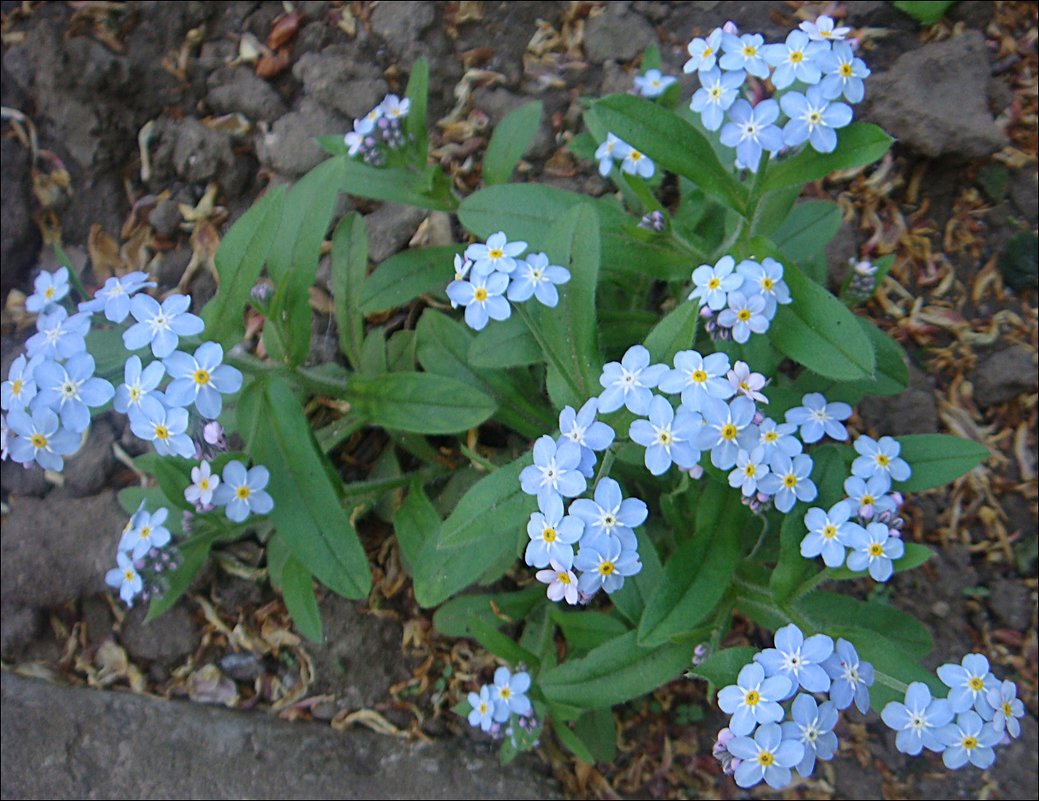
[145,531,216,621]
[341,159,456,210]
[797,591,933,658]
[415,309,555,438]
[642,301,700,365]
[688,647,757,688]
[468,313,544,368]
[591,94,747,213]
[894,434,989,493]
[793,318,909,402]
[572,707,617,763]
[540,630,693,709]
[749,184,802,238]
[483,100,543,185]
[404,57,430,156]
[432,586,545,638]
[330,213,368,369]
[637,482,746,647]
[836,630,944,709]
[891,0,957,26]
[394,479,440,573]
[346,372,496,434]
[550,609,630,653]
[438,455,529,548]
[359,245,459,314]
[770,200,842,265]
[551,717,598,764]
[769,257,876,381]
[238,375,372,599]
[268,535,324,643]
[133,452,194,512]
[762,124,893,194]
[203,186,286,347]
[468,614,540,668]
[83,326,131,379]
[609,527,664,626]
[770,511,816,605]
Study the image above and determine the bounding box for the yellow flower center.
[745,689,760,707]
[744,464,757,477]
[12,379,23,394]
[962,736,978,751]
[658,430,672,445]
[742,45,757,58]
[129,386,142,402]
[721,424,738,441]
[868,543,885,557]
[790,50,804,63]
[761,277,774,290]
[236,486,251,500]
[598,561,615,576]
[710,86,722,99]
[783,474,797,488]
[876,453,890,467]
[154,425,169,441]
[1002,702,1013,716]
[757,750,775,767]
[488,248,504,260]
[764,431,778,442]
[737,309,752,322]
[473,287,488,302]
[968,677,985,691]
[31,433,48,449]
[840,63,853,77]
[823,525,838,540]
[193,368,211,386]
[808,111,822,125]
[691,369,708,383]
[703,46,713,57]
[124,569,135,581]
[861,494,874,506]
[708,277,721,290]
[200,478,211,490]
[629,150,643,162]
[44,286,56,299]
[139,526,152,541]
[500,687,511,699]
[542,527,557,543]
[557,571,572,584]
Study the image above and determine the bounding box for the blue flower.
[937,653,999,714]
[106,551,144,606]
[506,252,571,307]
[717,290,769,343]
[720,99,784,173]
[842,473,897,521]
[718,662,792,736]
[719,32,770,79]
[114,355,166,421]
[695,396,758,470]
[25,267,70,314]
[597,345,667,415]
[845,521,904,581]
[31,353,114,434]
[689,68,745,131]
[851,435,912,482]
[619,145,655,178]
[755,417,802,459]
[557,398,614,478]
[729,722,804,790]
[594,133,627,177]
[519,435,586,507]
[761,30,828,89]
[574,533,641,595]
[491,667,532,721]
[535,559,580,604]
[658,349,733,412]
[782,694,839,778]
[123,293,205,358]
[728,446,770,497]
[129,395,195,458]
[936,711,1001,770]
[684,28,723,74]
[817,41,870,103]
[118,506,171,559]
[26,307,91,361]
[823,637,874,714]
[446,272,511,331]
[525,492,584,569]
[801,502,863,568]
[737,257,791,317]
[780,86,853,154]
[569,477,647,550]
[212,460,274,523]
[465,231,527,277]
[78,271,156,322]
[185,460,220,509]
[987,680,1024,739]
[758,453,817,513]
[6,407,81,471]
[689,255,743,311]
[163,342,243,420]
[467,685,495,731]
[2,354,42,412]
[799,15,851,42]
[785,392,852,444]
[881,682,954,755]
[755,624,834,696]
[629,395,702,475]
[634,68,676,98]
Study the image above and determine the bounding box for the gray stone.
[583,5,656,64]
[0,673,561,799]
[600,59,634,97]
[292,46,387,119]
[365,203,428,263]
[858,363,939,436]
[862,32,1006,160]
[1008,168,1039,226]
[170,117,237,185]
[971,345,1037,407]
[370,1,437,64]
[0,135,39,296]
[206,66,288,122]
[0,490,124,612]
[63,416,118,497]
[0,459,50,498]
[258,97,351,177]
[121,603,198,664]
[149,198,184,239]
[0,605,40,660]
[987,581,1035,632]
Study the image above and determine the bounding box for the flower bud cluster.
[343,94,411,165]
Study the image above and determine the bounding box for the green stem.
[728,152,771,255]
[593,447,616,487]
[791,567,833,601]
[460,444,498,472]
[53,243,90,302]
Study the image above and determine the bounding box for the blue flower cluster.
[684,16,870,170]
[881,653,1025,770]
[343,93,411,165]
[595,132,656,178]
[105,501,178,607]
[688,254,791,344]
[467,666,536,737]
[714,625,874,789]
[446,231,571,330]
[2,265,274,606]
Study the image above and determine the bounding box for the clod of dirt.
[970,344,1038,407]
[292,46,387,119]
[583,4,655,64]
[206,66,288,123]
[257,96,350,177]
[859,364,940,435]
[369,0,438,64]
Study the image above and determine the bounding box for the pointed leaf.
[330,213,368,368]
[893,434,990,492]
[762,124,893,193]
[346,372,496,434]
[360,245,460,313]
[437,455,530,548]
[483,100,543,185]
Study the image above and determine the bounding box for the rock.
[370,1,437,64]
[364,203,428,263]
[258,97,350,177]
[206,67,288,122]
[149,198,184,240]
[862,32,1006,160]
[0,459,51,498]
[987,581,1035,631]
[970,345,1037,407]
[858,364,939,436]
[0,490,124,613]
[121,604,198,664]
[0,134,40,297]
[292,46,387,119]
[600,60,634,97]
[0,605,40,660]
[0,673,561,799]
[63,416,119,497]
[168,117,237,185]
[824,222,860,291]
[583,5,656,64]
[1008,168,1039,226]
